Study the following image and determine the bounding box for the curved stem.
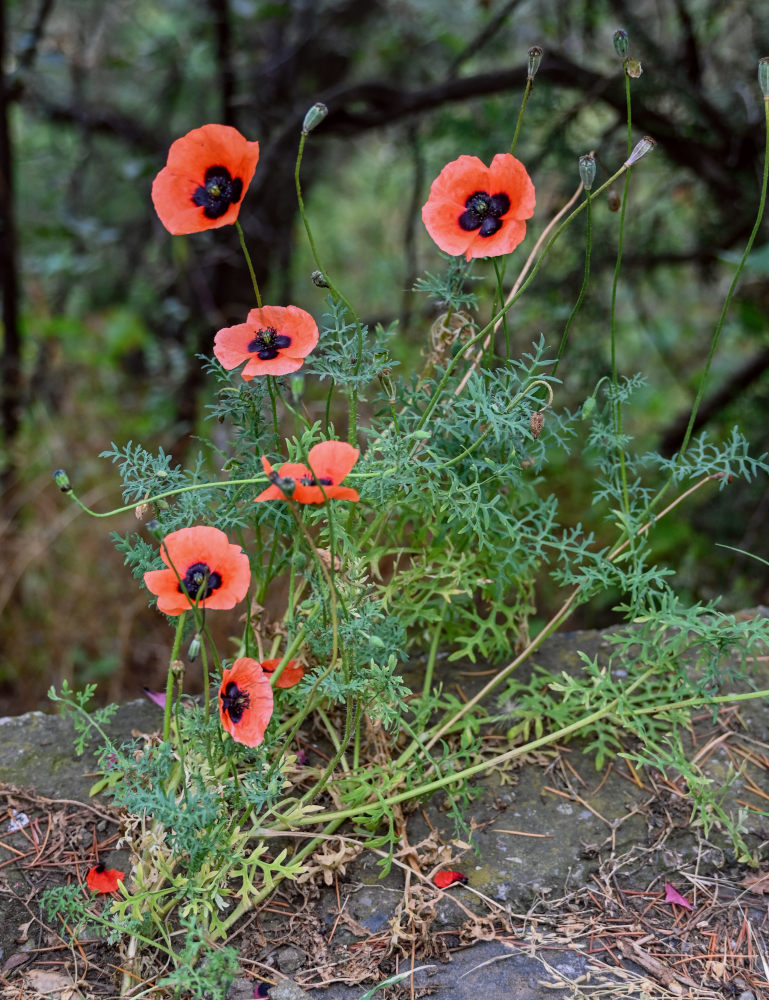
[235,219,262,308]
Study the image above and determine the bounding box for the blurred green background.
[2,0,769,712]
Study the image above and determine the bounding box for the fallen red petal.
[432,869,468,889]
[86,863,125,894]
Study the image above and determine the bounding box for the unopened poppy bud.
[527,46,543,81]
[293,550,308,570]
[53,468,71,492]
[311,269,330,288]
[276,475,296,497]
[530,410,545,439]
[613,29,629,59]
[581,395,597,421]
[578,153,596,191]
[625,57,643,79]
[171,659,185,681]
[145,519,163,539]
[624,135,656,167]
[187,634,201,661]
[759,57,769,100]
[302,102,328,135]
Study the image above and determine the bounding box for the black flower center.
[178,562,222,601]
[300,475,333,487]
[220,681,250,723]
[192,165,244,219]
[458,191,511,238]
[247,327,292,361]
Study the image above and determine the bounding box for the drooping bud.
[53,468,71,492]
[302,102,328,135]
[527,46,543,81]
[607,188,621,212]
[613,29,629,59]
[276,475,296,497]
[624,135,656,167]
[578,153,596,191]
[625,58,643,79]
[759,57,769,100]
[187,633,201,661]
[530,411,545,439]
[145,519,163,539]
[311,269,330,288]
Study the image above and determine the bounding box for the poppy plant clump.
[219,658,274,747]
[421,153,535,261]
[255,440,360,504]
[214,305,319,378]
[152,124,260,234]
[143,525,251,615]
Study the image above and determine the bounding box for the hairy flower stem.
[235,219,262,308]
[509,77,532,156]
[294,133,364,444]
[552,189,591,377]
[422,600,447,699]
[492,257,510,358]
[163,613,187,742]
[415,164,628,434]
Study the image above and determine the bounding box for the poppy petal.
[432,869,468,889]
[219,658,274,747]
[86,864,125,894]
[261,658,305,688]
[214,305,318,380]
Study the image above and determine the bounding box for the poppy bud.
[759,57,769,100]
[145,519,163,538]
[302,102,328,135]
[171,659,185,681]
[581,395,597,421]
[625,58,643,79]
[613,29,629,59]
[188,633,201,661]
[311,269,330,288]
[530,411,545,439]
[293,550,308,570]
[276,475,296,497]
[578,153,596,191]
[607,188,621,212]
[624,135,656,167]
[53,468,71,492]
[527,46,543,81]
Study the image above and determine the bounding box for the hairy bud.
[527,46,543,81]
[311,269,330,288]
[530,411,545,439]
[578,153,596,191]
[613,29,629,59]
[53,468,71,492]
[302,102,328,135]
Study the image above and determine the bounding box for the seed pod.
[302,102,328,135]
[578,153,596,191]
[527,46,543,81]
[759,57,769,99]
[613,29,629,59]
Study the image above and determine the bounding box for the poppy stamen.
[458,190,511,238]
[246,326,292,361]
[220,681,250,724]
[299,475,333,487]
[178,562,222,600]
[192,165,244,219]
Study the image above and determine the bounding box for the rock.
[274,946,306,974]
[269,979,312,1000]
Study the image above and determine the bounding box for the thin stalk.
[509,77,532,156]
[235,219,262,308]
[492,257,510,359]
[422,602,447,699]
[552,189,591,378]
[162,614,186,742]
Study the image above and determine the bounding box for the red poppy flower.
[152,124,260,235]
[214,305,319,379]
[255,441,360,505]
[219,658,274,747]
[261,658,305,688]
[422,153,535,261]
[86,863,125,894]
[432,869,468,889]
[143,526,251,616]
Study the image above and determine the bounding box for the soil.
[1,629,768,1000]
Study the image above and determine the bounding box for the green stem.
[510,78,532,156]
[552,189,591,378]
[422,602,447,699]
[492,257,510,359]
[162,614,186,742]
[235,219,262,308]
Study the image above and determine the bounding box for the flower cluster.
[145,123,535,750]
